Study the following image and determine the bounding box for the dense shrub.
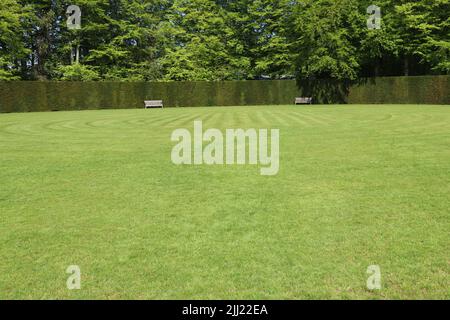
[0,76,448,113]
[348,76,450,104]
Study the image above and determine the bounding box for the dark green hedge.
[0,76,448,113]
[0,80,300,113]
[348,75,450,104]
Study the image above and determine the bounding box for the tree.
[289,0,363,102]
[1,0,448,81]
[358,0,400,77]
[49,0,168,81]
[418,0,449,74]
[17,0,62,80]
[291,0,363,81]
[392,0,449,75]
[162,0,250,80]
[56,64,100,81]
[0,0,30,80]
[248,0,295,78]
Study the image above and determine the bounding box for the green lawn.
[0,105,449,299]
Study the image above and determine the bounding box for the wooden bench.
[144,100,164,109]
[295,97,313,105]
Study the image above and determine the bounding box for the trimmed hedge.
[0,80,300,113]
[0,76,448,113]
[348,75,450,105]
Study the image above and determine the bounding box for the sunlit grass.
[0,105,449,299]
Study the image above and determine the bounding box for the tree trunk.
[75,45,80,64]
[20,59,27,79]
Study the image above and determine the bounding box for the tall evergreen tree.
[248,0,294,78]
[0,0,30,80]
[162,0,249,80]
[290,0,362,81]
[0,0,448,81]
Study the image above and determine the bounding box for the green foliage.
[0,0,448,81]
[0,76,448,113]
[249,0,295,78]
[290,0,363,81]
[0,0,31,80]
[0,58,21,81]
[0,80,300,112]
[349,75,450,104]
[56,64,100,81]
[161,0,250,80]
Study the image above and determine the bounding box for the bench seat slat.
[144,100,164,108]
[295,97,313,105]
